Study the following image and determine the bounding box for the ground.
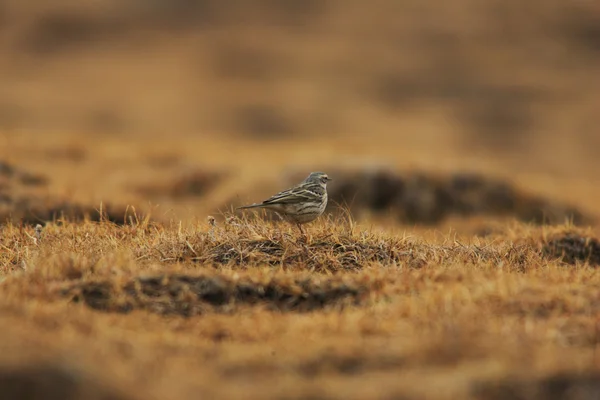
[1,132,599,400]
[1,1,600,399]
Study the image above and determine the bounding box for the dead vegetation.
[63,273,371,316]
[0,1,599,394]
[149,217,546,273]
[152,220,416,272]
[0,217,599,400]
[3,214,598,278]
[11,213,552,274]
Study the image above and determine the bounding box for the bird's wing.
[261,185,319,205]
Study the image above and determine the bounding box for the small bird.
[237,172,332,235]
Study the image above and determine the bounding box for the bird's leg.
[296,223,306,237]
[296,223,309,246]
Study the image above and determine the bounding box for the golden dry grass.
[1,125,600,400]
[1,210,600,399]
[1,1,600,399]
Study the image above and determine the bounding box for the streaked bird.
[237,172,332,235]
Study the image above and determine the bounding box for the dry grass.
[1,2,599,397]
[1,130,599,399]
[1,213,600,399]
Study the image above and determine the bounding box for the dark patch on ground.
[136,169,224,199]
[221,352,407,379]
[0,364,130,400]
[20,11,129,55]
[1,195,145,226]
[294,169,591,226]
[64,274,369,316]
[212,43,286,81]
[44,146,87,162]
[1,165,137,226]
[232,104,297,139]
[473,373,600,400]
[0,160,48,187]
[542,233,600,266]
[0,159,147,226]
[294,353,406,378]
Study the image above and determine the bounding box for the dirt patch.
[473,373,600,400]
[0,364,130,400]
[0,160,48,187]
[542,233,600,266]
[293,353,405,378]
[231,104,297,139]
[136,169,224,199]
[44,146,87,162]
[221,352,407,379]
[282,169,592,226]
[63,274,371,315]
[0,197,142,226]
[0,159,147,226]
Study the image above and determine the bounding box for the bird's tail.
[237,203,264,210]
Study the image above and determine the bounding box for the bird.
[237,172,332,235]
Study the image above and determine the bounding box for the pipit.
[237,171,332,235]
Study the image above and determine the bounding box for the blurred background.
[0,0,599,226]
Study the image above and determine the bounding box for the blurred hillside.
[0,0,598,151]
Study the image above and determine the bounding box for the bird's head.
[306,171,332,186]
